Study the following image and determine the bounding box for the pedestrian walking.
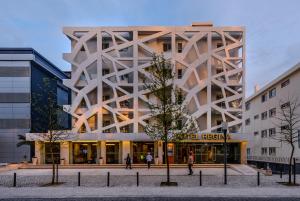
[125,153,132,169]
[188,151,194,175]
[146,152,153,169]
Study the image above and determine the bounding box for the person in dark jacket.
[188,151,194,175]
[125,153,132,169]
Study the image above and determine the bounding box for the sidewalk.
[0,186,300,198]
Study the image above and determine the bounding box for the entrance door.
[106,142,119,164]
[201,145,216,163]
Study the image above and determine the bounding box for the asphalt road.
[1,198,300,201]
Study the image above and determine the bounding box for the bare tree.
[143,54,197,185]
[31,77,72,185]
[272,96,300,184]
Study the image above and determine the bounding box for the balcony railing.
[247,155,300,164]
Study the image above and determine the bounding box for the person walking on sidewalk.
[125,153,132,169]
[146,152,153,169]
[188,151,194,175]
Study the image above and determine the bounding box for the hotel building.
[30,23,247,165]
[0,48,70,163]
[244,63,300,172]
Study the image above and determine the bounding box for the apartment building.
[0,48,70,163]
[30,23,247,165]
[244,63,300,172]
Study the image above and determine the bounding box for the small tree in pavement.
[143,54,197,185]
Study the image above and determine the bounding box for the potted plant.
[32,156,38,165]
[99,156,103,165]
[60,158,65,165]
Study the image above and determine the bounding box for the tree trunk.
[165,137,170,184]
[288,144,295,184]
[51,146,55,185]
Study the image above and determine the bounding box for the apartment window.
[269,147,276,156]
[269,108,276,117]
[102,42,109,50]
[177,43,183,53]
[163,43,171,52]
[177,69,183,79]
[261,130,268,138]
[245,102,250,111]
[254,114,259,120]
[261,147,268,156]
[281,102,290,109]
[269,128,276,137]
[245,118,250,126]
[261,111,267,120]
[102,69,110,75]
[254,131,259,136]
[281,79,290,88]
[269,88,276,98]
[261,93,267,103]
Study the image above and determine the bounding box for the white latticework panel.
[63,25,245,134]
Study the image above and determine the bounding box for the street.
[1,198,300,201]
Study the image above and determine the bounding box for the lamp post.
[222,121,228,185]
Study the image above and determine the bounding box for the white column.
[100,141,106,164]
[122,141,131,164]
[60,142,70,165]
[34,141,45,164]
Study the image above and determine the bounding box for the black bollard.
[107,172,110,187]
[13,172,16,187]
[199,171,202,186]
[257,172,260,186]
[56,163,59,183]
[78,172,81,186]
[280,167,283,179]
[136,172,139,186]
[294,158,296,185]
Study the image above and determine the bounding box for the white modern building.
[244,63,300,172]
[31,23,247,165]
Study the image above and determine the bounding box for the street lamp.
[222,121,228,185]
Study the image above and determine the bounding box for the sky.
[0,0,300,96]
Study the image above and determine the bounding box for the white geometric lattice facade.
[63,24,245,135]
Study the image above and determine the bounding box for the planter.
[154,157,159,165]
[32,157,38,165]
[60,159,65,165]
[99,158,104,165]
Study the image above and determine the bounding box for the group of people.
[125,151,195,176]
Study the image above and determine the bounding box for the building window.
[281,79,290,88]
[177,69,183,79]
[281,125,289,131]
[102,42,109,50]
[245,102,250,111]
[269,88,276,98]
[245,118,250,126]
[261,111,268,120]
[298,130,300,148]
[261,93,267,103]
[261,147,267,156]
[163,43,171,52]
[269,147,276,156]
[269,128,276,137]
[281,102,290,109]
[254,131,259,136]
[102,69,110,75]
[247,148,250,156]
[177,43,183,53]
[261,130,268,138]
[103,95,110,101]
[217,43,222,48]
[254,114,259,120]
[269,108,276,117]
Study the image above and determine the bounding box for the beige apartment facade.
[244,63,300,172]
[29,23,247,165]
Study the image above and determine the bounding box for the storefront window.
[106,142,120,164]
[45,142,60,164]
[133,142,154,164]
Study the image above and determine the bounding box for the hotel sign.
[179,133,232,141]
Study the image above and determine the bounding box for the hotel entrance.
[106,142,120,164]
[174,142,241,164]
[132,142,154,164]
[73,142,97,164]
